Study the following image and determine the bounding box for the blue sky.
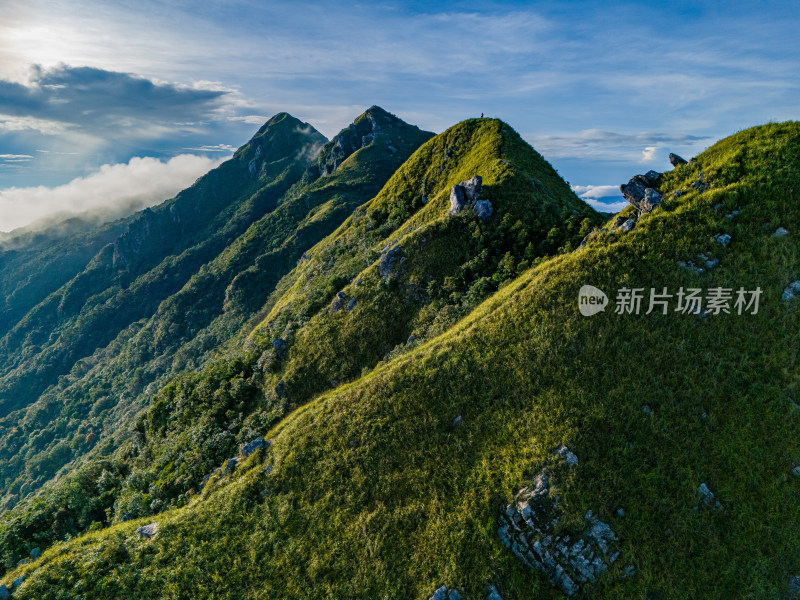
[0,0,798,230]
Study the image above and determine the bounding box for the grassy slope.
[5,122,800,599]
[0,109,433,570]
[121,117,598,533]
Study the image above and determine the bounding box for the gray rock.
[275,380,288,401]
[619,217,636,232]
[616,508,625,518]
[788,574,800,598]
[430,585,448,600]
[644,170,661,182]
[0,584,10,600]
[449,184,468,215]
[669,153,688,167]
[135,522,158,539]
[642,405,652,415]
[772,227,789,237]
[12,575,25,588]
[121,512,134,522]
[613,214,629,228]
[486,585,504,600]
[449,176,485,217]
[241,437,270,459]
[713,233,731,246]
[461,175,483,202]
[552,443,578,465]
[620,173,662,213]
[705,258,719,270]
[624,565,637,577]
[726,210,740,219]
[450,415,463,428]
[641,188,662,212]
[379,244,403,278]
[224,457,240,474]
[698,482,722,509]
[448,591,463,600]
[792,466,800,477]
[346,298,357,312]
[782,281,800,302]
[473,199,494,221]
[499,468,619,596]
[673,189,683,198]
[678,260,704,275]
[329,291,347,312]
[30,547,41,559]
[407,334,417,344]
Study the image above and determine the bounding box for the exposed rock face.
[782,281,800,302]
[620,171,661,214]
[486,585,504,600]
[379,244,404,278]
[224,457,240,474]
[428,585,462,600]
[713,233,731,246]
[135,522,159,539]
[698,483,722,509]
[241,437,270,458]
[772,227,789,237]
[346,297,357,312]
[499,450,623,596]
[0,584,10,599]
[29,547,41,560]
[669,152,688,167]
[330,291,347,312]
[315,107,387,176]
[448,175,493,220]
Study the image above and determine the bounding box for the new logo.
[578,285,608,316]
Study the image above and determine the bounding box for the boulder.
[552,443,578,465]
[450,415,463,429]
[473,199,494,221]
[224,457,240,475]
[772,227,789,237]
[430,586,448,600]
[346,298,357,312]
[29,547,41,560]
[241,437,270,458]
[329,291,347,312]
[12,575,25,588]
[449,184,467,214]
[275,380,288,401]
[668,152,688,167]
[449,176,490,220]
[698,483,722,509]
[640,188,662,212]
[486,585,504,600]
[713,233,731,246]
[135,522,158,539]
[379,244,403,278]
[0,584,10,600]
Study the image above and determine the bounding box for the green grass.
[3,121,800,599]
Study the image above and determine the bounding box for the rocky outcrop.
[448,176,493,221]
[669,153,688,167]
[330,291,347,312]
[782,281,800,302]
[379,243,404,278]
[499,448,626,596]
[315,107,388,177]
[272,338,288,359]
[772,227,789,237]
[713,233,731,246]
[241,437,270,458]
[0,584,10,599]
[620,171,662,214]
[428,585,462,600]
[135,522,158,539]
[697,483,722,509]
[224,457,240,474]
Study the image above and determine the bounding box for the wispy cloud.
[0,154,222,231]
[529,130,709,162]
[572,184,627,214]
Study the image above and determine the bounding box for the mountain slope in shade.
[0,108,433,550]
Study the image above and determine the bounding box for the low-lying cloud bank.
[572,184,628,213]
[0,153,225,232]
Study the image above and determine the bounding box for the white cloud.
[0,153,224,232]
[641,146,657,161]
[572,184,628,214]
